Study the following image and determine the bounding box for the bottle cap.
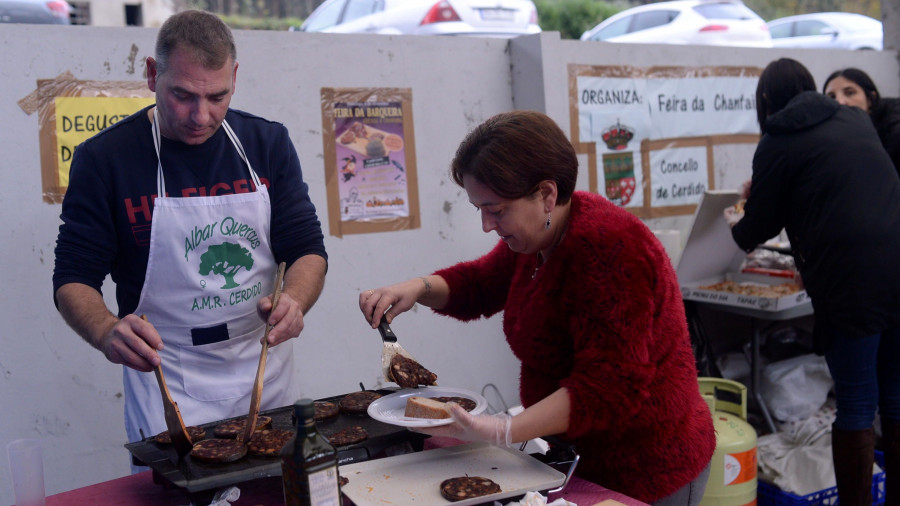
[295,398,315,419]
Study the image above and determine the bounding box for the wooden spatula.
[143,315,193,458]
[243,262,286,443]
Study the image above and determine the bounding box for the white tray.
[339,442,566,505]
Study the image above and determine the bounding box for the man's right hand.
[56,283,164,372]
[99,314,163,372]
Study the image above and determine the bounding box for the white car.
[0,0,70,24]
[580,0,771,47]
[767,12,882,50]
[296,0,541,37]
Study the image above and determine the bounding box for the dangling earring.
[545,211,551,230]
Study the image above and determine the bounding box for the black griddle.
[124,388,426,500]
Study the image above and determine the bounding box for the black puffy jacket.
[732,91,900,344]
[871,97,900,173]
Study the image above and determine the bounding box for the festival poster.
[569,65,762,218]
[320,88,420,237]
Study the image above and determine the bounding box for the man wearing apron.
[52,10,327,464]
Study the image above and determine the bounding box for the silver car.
[768,12,882,50]
[296,0,540,37]
[0,0,70,24]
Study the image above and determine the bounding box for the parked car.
[294,0,540,37]
[0,0,70,24]
[767,12,882,50]
[580,0,771,47]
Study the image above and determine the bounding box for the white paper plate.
[366,386,487,427]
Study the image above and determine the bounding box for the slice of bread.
[404,396,452,419]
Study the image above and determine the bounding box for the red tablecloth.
[46,438,647,506]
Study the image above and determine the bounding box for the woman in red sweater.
[359,111,715,504]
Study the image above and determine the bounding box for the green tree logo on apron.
[198,242,254,289]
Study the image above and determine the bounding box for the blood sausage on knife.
[389,354,437,388]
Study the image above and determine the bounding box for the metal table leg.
[751,318,777,434]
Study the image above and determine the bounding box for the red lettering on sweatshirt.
[122,178,271,226]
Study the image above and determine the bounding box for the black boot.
[832,425,875,506]
[883,420,900,506]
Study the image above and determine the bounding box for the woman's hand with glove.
[415,403,513,447]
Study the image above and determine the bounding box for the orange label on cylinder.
[723,448,757,486]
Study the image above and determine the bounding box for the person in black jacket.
[823,67,900,173]
[725,58,900,506]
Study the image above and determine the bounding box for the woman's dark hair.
[756,58,817,134]
[822,67,882,111]
[450,110,577,205]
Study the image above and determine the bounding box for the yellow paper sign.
[55,96,154,187]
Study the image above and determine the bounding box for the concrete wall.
[0,24,897,501]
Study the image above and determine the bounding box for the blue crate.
[758,451,885,506]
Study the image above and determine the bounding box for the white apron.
[124,109,296,444]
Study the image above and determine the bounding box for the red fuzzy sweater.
[434,191,715,502]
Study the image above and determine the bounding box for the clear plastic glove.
[723,206,744,228]
[415,403,512,447]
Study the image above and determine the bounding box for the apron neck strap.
[151,107,263,197]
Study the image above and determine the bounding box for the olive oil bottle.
[281,399,341,506]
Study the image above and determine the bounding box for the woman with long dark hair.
[823,67,900,172]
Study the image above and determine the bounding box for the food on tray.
[190,438,248,463]
[247,428,293,457]
[349,121,368,139]
[325,426,368,447]
[440,476,502,502]
[431,396,477,412]
[339,391,382,415]
[698,280,802,298]
[366,137,386,157]
[389,354,438,388]
[213,415,272,439]
[339,475,349,487]
[155,425,206,444]
[314,400,340,422]
[339,129,356,144]
[404,396,452,419]
[383,134,403,152]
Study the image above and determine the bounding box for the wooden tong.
[242,262,286,443]
[143,315,194,458]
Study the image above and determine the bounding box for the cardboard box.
[676,190,810,312]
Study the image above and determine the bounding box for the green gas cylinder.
[699,378,758,506]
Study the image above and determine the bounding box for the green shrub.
[535,0,624,40]
[219,14,305,31]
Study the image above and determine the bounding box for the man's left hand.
[257,292,304,346]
